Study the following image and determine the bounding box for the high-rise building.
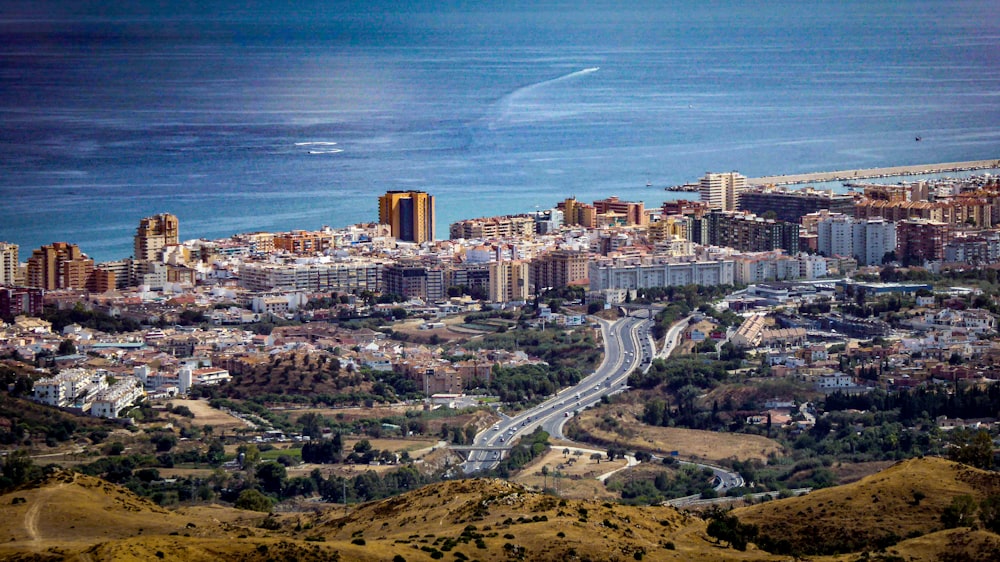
[896,219,951,264]
[134,213,179,261]
[530,249,590,293]
[488,260,530,303]
[696,211,800,254]
[26,242,94,290]
[699,172,747,212]
[738,186,856,223]
[815,215,897,266]
[378,191,435,243]
[0,242,18,286]
[381,261,445,302]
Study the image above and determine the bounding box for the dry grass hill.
[0,457,998,561]
[737,456,1000,557]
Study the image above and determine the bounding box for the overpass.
[449,445,513,462]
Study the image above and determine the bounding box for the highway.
[460,312,655,474]
[458,310,749,502]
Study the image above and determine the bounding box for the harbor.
[748,159,1000,186]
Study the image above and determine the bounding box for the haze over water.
[2,0,999,261]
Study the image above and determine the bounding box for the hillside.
[736,456,1000,556]
[1,458,998,561]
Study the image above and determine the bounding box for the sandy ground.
[575,404,783,463]
[165,399,248,431]
[511,447,628,501]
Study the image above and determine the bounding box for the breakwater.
[748,159,1000,186]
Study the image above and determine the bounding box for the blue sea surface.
[1,0,999,261]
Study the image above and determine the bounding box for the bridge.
[617,303,664,318]
[449,445,513,462]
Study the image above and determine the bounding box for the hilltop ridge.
[1,458,999,561]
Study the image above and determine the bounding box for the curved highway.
[461,312,655,473]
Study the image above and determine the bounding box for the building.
[661,199,708,217]
[557,198,598,228]
[738,186,856,223]
[696,211,800,253]
[273,230,334,255]
[0,286,44,319]
[449,215,535,240]
[699,172,747,212]
[488,260,530,303]
[239,260,382,293]
[89,378,145,419]
[26,242,94,290]
[945,231,1000,265]
[593,196,646,226]
[134,213,179,261]
[32,368,105,409]
[378,190,435,243]
[731,314,767,348]
[815,215,897,266]
[446,262,491,297]
[588,257,734,291]
[95,259,136,290]
[0,242,18,286]
[896,219,951,264]
[530,249,590,293]
[382,262,446,302]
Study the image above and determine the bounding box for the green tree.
[941,495,978,528]
[237,444,261,470]
[979,495,1000,534]
[234,489,274,512]
[1,449,39,490]
[948,429,994,469]
[256,462,287,496]
[57,339,76,355]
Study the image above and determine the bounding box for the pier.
[748,159,1000,186]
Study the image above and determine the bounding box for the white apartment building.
[588,257,734,291]
[699,172,747,212]
[89,377,145,419]
[0,242,18,285]
[32,368,106,410]
[240,260,383,293]
[816,214,896,266]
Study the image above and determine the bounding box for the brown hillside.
[736,456,1000,556]
[2,460,1000,561]
[305,477,762,562]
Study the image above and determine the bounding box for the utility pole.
[343,479,348,515]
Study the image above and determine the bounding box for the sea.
[1,0,999,262]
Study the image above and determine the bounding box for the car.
[499,437,504,442]
[564,412,570,417]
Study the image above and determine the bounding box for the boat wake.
[308,149,343,154]
[295,141,338,146]
[488,66,601,128]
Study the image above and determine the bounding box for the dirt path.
[25,483,66,547]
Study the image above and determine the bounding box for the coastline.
[747,159,1000,186]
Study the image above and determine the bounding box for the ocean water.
[1,0,999,262]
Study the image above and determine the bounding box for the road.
[460,312,656,473]
[458,310,748,507]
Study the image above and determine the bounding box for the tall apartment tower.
[0,242,18,286]
[134,213,179,261]
[378,191,435,243]
[488,260,530,303]
[26,242,94,290]
[699,172,747,212]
